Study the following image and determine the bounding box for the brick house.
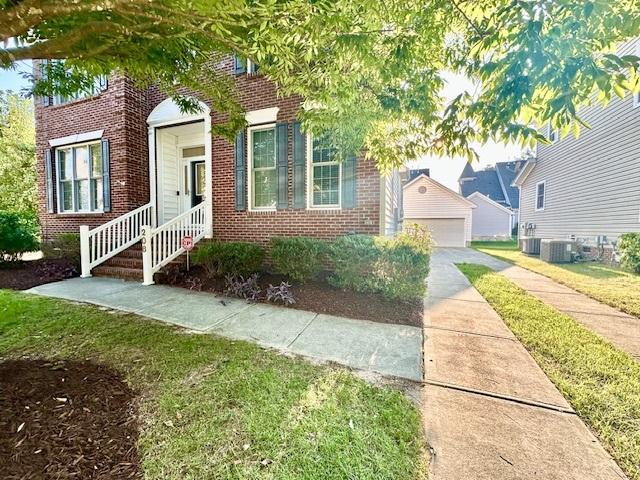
[35,57,401,283]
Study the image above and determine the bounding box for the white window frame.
[55,140,104,214]
[306,134,342,210]
[547,123,558,143]
[535,181,546,211]
[247,123,277,212]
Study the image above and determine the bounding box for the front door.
[179,145,205,212]
[190,161,205,207]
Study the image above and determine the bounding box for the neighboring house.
[403,173,475,247]
[466,191,513,239]
[458,160,526,237]
[35,57,400,283]
[514,38,640,262]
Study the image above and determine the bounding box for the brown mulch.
[159,267,423,327]
[0,359,141,480]
[0,259,78,290]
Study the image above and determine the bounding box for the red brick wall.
[35,58,382,245]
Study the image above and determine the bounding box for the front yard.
[458,264,640,480]
[0,290,427,479]
[472,240,640,318]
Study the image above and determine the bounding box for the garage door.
[410,218,466,247]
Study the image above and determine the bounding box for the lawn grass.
[458,263,640,480]
[0,290,428,479]
[471,240,640,318]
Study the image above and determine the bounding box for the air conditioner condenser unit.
[540,239,575,263]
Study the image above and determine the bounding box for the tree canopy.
[1,0,639,170]
[0,91,36,217]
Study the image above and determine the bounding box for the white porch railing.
[80,203,154,278]
[141,202,206,285]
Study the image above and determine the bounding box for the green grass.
[457,263,640,480]
[0,290,427,479]
[472,241,640,318]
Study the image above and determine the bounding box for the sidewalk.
[445,248,640,360]
[421,251,626,480]
[26,277,422,381]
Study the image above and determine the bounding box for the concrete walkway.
[26,277,422,381]
[440,247,640,360]
[421,249,627,480]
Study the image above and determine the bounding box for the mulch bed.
[158,267,423,327]
[0,359,141,480]
[0,259,78,290]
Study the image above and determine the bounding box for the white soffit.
[49,129,104,147]
[246,107,279,125]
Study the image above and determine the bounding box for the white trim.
[49,130,104,147]
[247,123,278,212]
[245,107,279,125]
[55,140,103,214]
[147,97,210,127]
[535,181,546,211]
[512,159,536,187]
[403,174,477,208]
[306,133,342,210]
[467,191,513,214]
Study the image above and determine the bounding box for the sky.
[0,65,523,192]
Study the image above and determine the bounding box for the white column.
[141,225,154,285]
[204,115,213,238]
[148,127,158,228]
[79,225,91,278]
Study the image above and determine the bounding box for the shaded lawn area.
[458,264,640,480]
[0,290,427,480]
[472,240,640,319]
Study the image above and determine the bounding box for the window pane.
[60,181,73,211]
[312,136,337,163]
[253,170,276,208]
[90,144,102,176]
[76,179,90,210]
[75,146,89,179]
[91,178,104,210]
[252,129,275,168]
[58,149,72,180]
[195,163,205,195]
[313,164,339,206]
[183,146,205,158]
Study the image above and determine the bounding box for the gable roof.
[467,191,514,214]
[458,160,527,208]
[512,159,537,187]
[404,174,476,208]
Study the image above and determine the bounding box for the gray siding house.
[514,38,640,260]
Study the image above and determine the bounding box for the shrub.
[42,232,81,265]
[224,273,261,301]
[270,236,327,282]
[0,211,39,262]
[266,281,296,305]
[328,225,432,301]
[618,233,640,273]
[191,241,265,277]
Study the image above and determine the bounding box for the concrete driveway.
[421,247,626,480]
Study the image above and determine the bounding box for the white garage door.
[410,218,466,247]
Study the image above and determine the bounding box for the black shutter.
[276,122,289,209]
[40,60,51,106]
[101,139,111,212]
[44,149,55,213]
[234,55,246,75]
[234,130,246,211]
[342,154,357,208]
[292,121,306,208]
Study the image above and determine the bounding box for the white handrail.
[80,203,154,277]
[141,202,206,285]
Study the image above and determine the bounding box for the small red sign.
[182,235,194,251]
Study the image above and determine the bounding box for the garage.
[411,218,466,247]
[402,173,475,247]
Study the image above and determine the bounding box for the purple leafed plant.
[224,273,261,301]
[266,281,295,305]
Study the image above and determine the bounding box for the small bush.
[270,237,327,282]
[328,225,432,301]
[266,281,295,305]
[192,241,265,277]
[224,273,261,301]
[0,211,39,262]
[618,233,640,273]
[42,232,81,265]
